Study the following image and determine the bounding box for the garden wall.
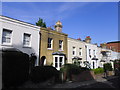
[71,71,95,82]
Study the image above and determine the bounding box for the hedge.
[2,50,29,88]
[103,63,113,71]
[30,66,59,83]
[60,64,81,75]
[60,64,82,81]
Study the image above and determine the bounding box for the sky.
[1,2,118,45]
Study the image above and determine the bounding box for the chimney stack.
[54,21,62,33]
[85,36,91,43]
[77,38,81,41]
[100,43,107,48]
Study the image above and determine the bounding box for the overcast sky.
[1,2,118,45]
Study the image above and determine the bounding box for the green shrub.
[103,63,113,71]
[60,64,81,75]
[60,64,81,81]
[91,68,104,74]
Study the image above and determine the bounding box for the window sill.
[73,55,76,56]
[23,46,32,48]
[1,44,13,47]
[47,48,53,50]
[58,49,64,51]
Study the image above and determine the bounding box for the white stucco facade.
[85,43,100,69]
[67,38,86,67]
[97,46,120,69]
[0,15,40,66]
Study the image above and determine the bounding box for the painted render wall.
[67,38,86,67]
[85,43,100,69]
[0,16,40,66]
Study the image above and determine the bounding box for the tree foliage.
[36,18,46,28]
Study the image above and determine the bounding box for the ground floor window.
[53,55,64,70]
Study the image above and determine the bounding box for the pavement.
[49,75,119,88]
[16,75,119,88]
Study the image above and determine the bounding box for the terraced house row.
[0,15,120,70]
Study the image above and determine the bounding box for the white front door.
[53,55,64,70]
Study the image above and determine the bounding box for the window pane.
[55,63,57,67]
[2,29,12,44]
[48,38,52,48]
[55,57,58,67]
[59,57,63,67]
[79,48,82,55]
[73,51,75,55]
[60,57,63,62]
[59,63,62,67]
[79,52,81,55]
[55,57,58,62]
[73,47,76,55]
[6,38,10,43]
[59,40,63,49]
[2,37,6,42]
[23,33,31,46]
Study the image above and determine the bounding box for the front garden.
[2,49,117,89]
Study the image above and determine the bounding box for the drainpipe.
[39,30,41,66]
[85,45,87,61]
[85,45,87,67]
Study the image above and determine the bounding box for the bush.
[30,66,59,83]
[60,64,81,81]
[60,64,81,75]
[103,63,113,71]
[2,50,29,88]
[91,68,104,74]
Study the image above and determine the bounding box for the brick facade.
[106,41,120,52]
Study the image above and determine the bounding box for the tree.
[36,18,46,28]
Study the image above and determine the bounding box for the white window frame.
[2,29,12,45]
[53,55,64,70]
[59,40,63,51]
[73,47,76,56]
[79,48,82,56]
[23,33,31,47]
[47,38,53,49]
[93,50,96,57]
[89,49,91,55]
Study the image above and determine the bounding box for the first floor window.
[59,40,63,50]
[93,50,96,57]
[79,48,82,56]
[73,47,76,56]
[47,38,53,49]
[89,49,91,57]
[2,29,12,44]
[23,33,31,47]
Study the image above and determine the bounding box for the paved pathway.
[49,75,119,88]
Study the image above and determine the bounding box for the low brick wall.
[92,71,115,79]
[107,71,115,76]
[62,70,115,82]
[71,71,95,82]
